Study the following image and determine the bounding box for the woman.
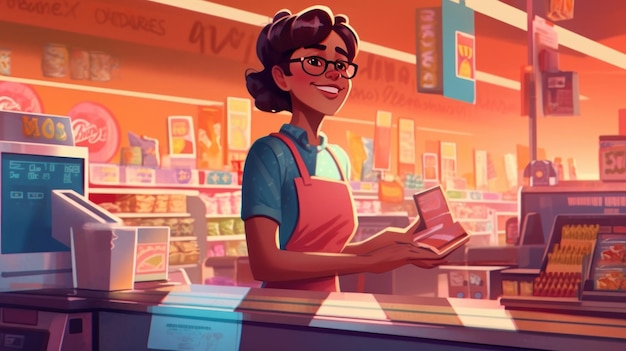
[242,6,443,292]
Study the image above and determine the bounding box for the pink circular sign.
[0,81,43,113]
[68,101,120,163]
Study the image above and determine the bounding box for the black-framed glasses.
[289,56,358,79]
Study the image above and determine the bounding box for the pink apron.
[264,133,357,292]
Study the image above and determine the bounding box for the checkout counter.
[1,284,626,351]
[1,111,626,350]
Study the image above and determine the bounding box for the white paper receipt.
[147,315,242,351]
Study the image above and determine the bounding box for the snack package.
[127,194,156,213]
[218,219,235,236]
[179,218,195,236]
[215,192,232,214]
[207,221,221,236]
[233,218,245,235]
[200,193,219,215]
[128,131,160,168]
[168,194,187,213]
[163,218,181,236]
[595,268,626,291]
[153,195,170,213]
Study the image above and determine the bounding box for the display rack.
[500,214,626,317]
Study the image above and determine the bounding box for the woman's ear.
[271,65,290,92]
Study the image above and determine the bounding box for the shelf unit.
[88,185,207,284]
[206,213,241,219]
[116,212,191,218]
[207,234,246,242]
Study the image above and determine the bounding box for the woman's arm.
[245,216,440,282]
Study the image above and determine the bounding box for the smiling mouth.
[313,85,341,94]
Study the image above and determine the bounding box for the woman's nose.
[325,69,341,80]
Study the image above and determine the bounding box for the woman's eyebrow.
[335,47,349,58]
[304,44,326,50]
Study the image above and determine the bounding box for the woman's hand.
[344,216,422,255]
[363,241,447,273]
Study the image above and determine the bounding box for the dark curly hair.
[245,6,359,113]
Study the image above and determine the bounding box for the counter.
[1,284,625,351]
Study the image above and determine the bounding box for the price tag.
[125,167,155,185]
[175,168,193,184]
[89,164,120,185]
[468,191,482,201]
[446,190,465,199]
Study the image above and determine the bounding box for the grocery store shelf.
[206,213,241,219]
[470,231,493,236]
[171,236,197,241]
[89,187,200,196]
[169,263,197,269]
[206,234,246,242]
[116,212,191,218]
[448,198,517,204]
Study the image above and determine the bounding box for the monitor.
[0,140,88,291]
[519,186,626,244]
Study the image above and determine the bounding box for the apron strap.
[270,133,312,185]
[325,146,347,181]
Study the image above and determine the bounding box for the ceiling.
[206,0,626,72]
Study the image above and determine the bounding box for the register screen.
[1,152,84,254]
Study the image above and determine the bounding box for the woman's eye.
[306,57,323,67]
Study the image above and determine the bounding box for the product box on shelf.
[202,170,238,186]
[599,135,626,182]
[89,163,203,186]
[440,265,508,299]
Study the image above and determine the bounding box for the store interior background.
[1,0,625,189]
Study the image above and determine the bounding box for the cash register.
[0,110,168,351]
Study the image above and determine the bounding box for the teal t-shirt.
[240,124,351,249]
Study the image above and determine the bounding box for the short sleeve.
[240,138,283,224]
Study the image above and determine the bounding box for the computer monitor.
[0,140,88,291]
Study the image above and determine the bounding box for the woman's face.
[283,31,354,116]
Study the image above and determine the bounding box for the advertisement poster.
[69,101,120,163]
[0,81,43,112]
[197,104,227,170]
[423,152,439,182]
[398,118,416,165]
[440,141,457,184]
[455,31,475,81]
[442,0,475,104]
[227,97,251,152]
[415,7,443,94]
[168,115,197,159]
[373,110,392,171]
[474,150,488,190]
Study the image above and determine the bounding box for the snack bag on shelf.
[153,195,169,213]
[139,218,166,227]
[163,218,181,236]
[218,219,235,236]
[207,221,221,236]
[215,192,232,214]
[200,193,219,215]
[168,194,187,213]
[178,218,195,236]
[233,218,245,235]
[230,191,242,215]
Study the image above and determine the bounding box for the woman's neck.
[289,99,325,146]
